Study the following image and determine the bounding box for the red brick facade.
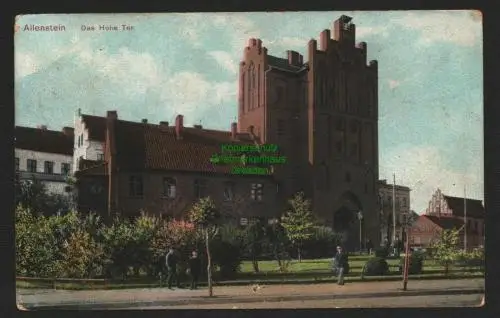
[238,15,380,249]
[76,16,381,250]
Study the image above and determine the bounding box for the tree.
[188,197,221,297]
[430,229,461,275]
[281,192,315,262]
[15,177,72,216]
[243,220,266,273]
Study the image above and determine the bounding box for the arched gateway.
[333,191,363,252]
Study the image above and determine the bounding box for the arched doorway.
[333,191,363,252]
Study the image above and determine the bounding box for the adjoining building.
[377,179,411,246]
[238,15,380,250]
[410,188,485,249]
[15,125,74,196]
[75,111,279,225]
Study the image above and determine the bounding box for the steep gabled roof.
[443,195,485,219]
[424,215,464,231]
[15,126,73,156]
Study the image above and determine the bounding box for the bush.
[374,247,389,259]
[398,252,424,275]
[301,226,341,259]
[60,229,105,278]
[363,257,390,276]
[211,225,244,279]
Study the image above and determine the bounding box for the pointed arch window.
[249,63,256,110]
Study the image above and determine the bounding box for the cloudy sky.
[14,11,483,213]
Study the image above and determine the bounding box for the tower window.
[345,172,351,183]
[277,120,285,136]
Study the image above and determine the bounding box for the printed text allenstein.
[23,24,66,32]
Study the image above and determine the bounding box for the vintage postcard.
[14,11,484,309]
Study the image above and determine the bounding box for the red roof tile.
[15,126,73,155]
[443,195,485,219]
[423,215,464,231]
[110,120,269,175]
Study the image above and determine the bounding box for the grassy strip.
[16,272,484,291]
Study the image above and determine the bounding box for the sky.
[14,11,483,213]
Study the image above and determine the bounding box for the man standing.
[166,247,181,289]
[333,246,349,285]
[188,250,202,290]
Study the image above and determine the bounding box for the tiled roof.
[424,215,464,231]
[443,195,485,219]
[15,126,73,155]
[267,55,308,73]
[81,115,107,141]
[112,120,268,175]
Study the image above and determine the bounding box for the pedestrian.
[188,250,202,290]
[366,239,373,255]
[166,247,181,289]
[333,245,349,286]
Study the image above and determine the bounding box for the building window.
[15,157,19,171]
[162,177,176,199]
[61,163,70,175]
[240,218,249,226]
[350,143,358,157]
[251,183,263,201]
[277,119,285,136]
[194,179,207,199]
[27,159,37,173]
[336,141,343,153]
[97,153,104,161]
[345,172,351,183]
[44,161,54,174]
[224,181,234,201]
[129,176,144,197]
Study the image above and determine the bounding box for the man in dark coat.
[333,246,349,285]
[166,247,181,289]
[188,250,202,290]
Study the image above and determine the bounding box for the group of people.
[160,247,202,290]
[161,245,351,289]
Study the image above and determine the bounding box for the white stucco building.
[73,109,106,173]
[15,125,74,196]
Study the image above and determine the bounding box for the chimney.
[37,125,47,130]
[141,119,148,124]
[175,115,184,139]
[107,110,118,121]
[231,122,237,139]
[62,127,74,136]
[193,124,203,129]
[287,50,300,66]
[159,121,169,130]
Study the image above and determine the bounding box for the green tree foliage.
[188,197,221,297]
[301,226,342,259]
[264,221,291,272]
[281,192,316,262]
[15,178,72,217]
[430,229,461,275]
[242,220,266,273]
[100,219,137,280]
[61,229,105,278]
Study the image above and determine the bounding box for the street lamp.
[357,211,363,253]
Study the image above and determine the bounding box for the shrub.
[363,257,389,276]
[301,226,341,259]
[211,239,242,279]
[374,247,389,259]
[60,229,105,278]
[398,252,424,275]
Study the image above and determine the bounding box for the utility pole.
[392,174,397,245]
[464,185,467,251]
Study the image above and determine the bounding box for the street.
[17,278,484,310]
[134,294,484,309]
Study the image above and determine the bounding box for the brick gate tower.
[238,15,380,250]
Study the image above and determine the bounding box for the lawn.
[239,257,442,274]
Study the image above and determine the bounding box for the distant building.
[73,109,106,173]
[75,111,279,225]
[410,189,485,249]
[377,179,411,245]
[15,125,74,195]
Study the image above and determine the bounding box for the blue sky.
[14,11,483,213]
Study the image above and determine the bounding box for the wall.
[115,171,278,221]
[378,182,411,241]
[73,116,105,172]
[15,148,72,196]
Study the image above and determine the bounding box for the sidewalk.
[17,278,484,310]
